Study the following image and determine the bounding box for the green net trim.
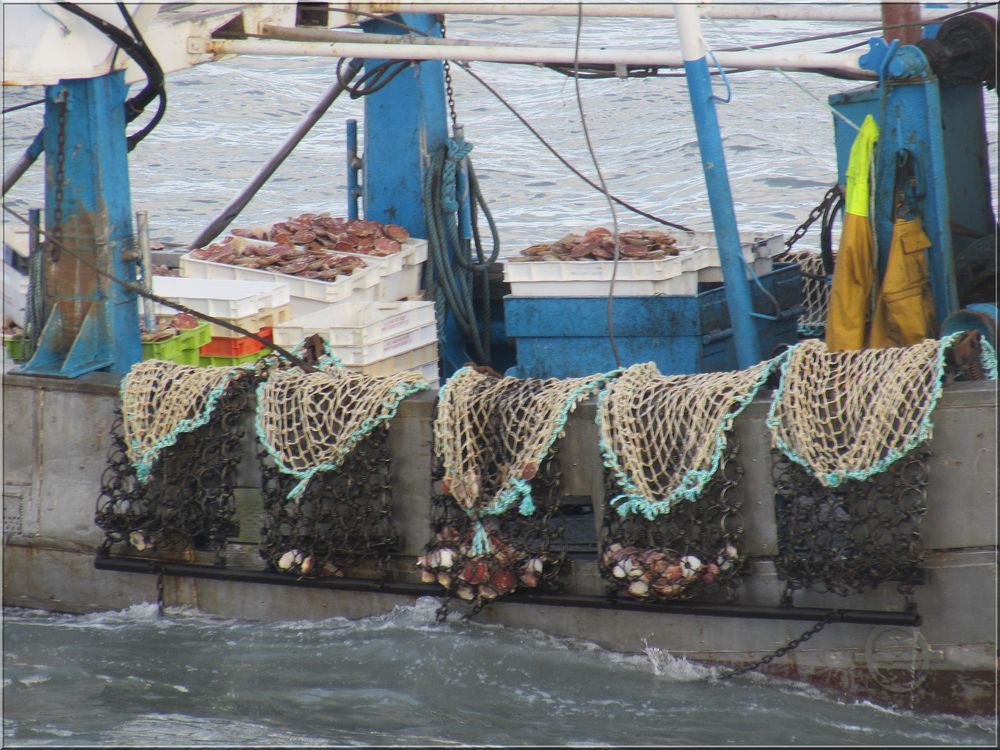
[121,363,253,484]
[596,356,785,521]
[439,367,620,556]
[765,332,992,487]
[255,374,430,502]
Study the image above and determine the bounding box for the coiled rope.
[423,138,501,365]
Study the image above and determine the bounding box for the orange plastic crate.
[200,327,272,357]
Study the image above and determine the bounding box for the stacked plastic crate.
[150,276,291,367]
[177,216,435,382]
[273,300,439,386]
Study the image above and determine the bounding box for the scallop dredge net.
[421,366,617,618]
[96,346,430,573]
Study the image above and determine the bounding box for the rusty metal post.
[882,3,923,46]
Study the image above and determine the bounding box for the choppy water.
[2,602,996,747]
[2,8,998,746]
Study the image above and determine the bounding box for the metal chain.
[719,609,840,680]
[782,185,841,252]
[51,90,68,263]
[441,17,458,130]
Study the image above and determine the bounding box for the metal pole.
[135,211,156,334]
[306,2,956,23]
[203,38,869,76]
[675,3,761,368]
[453,124,473,241]
[346,118,361,220]
[881,3,923,45]
[188,59,363,249]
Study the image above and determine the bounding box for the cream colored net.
[435,366,616,539]
[121,360,249,483]
[597,361,776,519]
[255,364,429,499]
[776,249,831,336]
[766,337,950,487]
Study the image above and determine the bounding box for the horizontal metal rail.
[332,2,959,23]
[200,37,870,76]
[94,553,921,627]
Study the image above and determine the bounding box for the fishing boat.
[2,1,997,718]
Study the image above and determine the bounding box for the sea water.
[2,8,998,746]
[2,602,996,746]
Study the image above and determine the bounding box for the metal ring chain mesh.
[600,436,745,602]
[597,360,776,519]
[421,367,614,614]
[423,448,568,619]
[772,444,930,596]
[97,367,254,559]
[258,424,399,578]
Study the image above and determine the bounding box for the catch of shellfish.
[416,524,556,606]
[230,213,409,257]
[600,542,739,601]
[190,235,369,282]
[514,226,678,262]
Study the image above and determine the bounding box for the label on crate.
[564,263,608,280]
[384,332,413,355]
[381,313,409,334]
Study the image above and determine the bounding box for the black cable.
[3,98,46,115]
[55,2,166,150]
[116,2,166,149]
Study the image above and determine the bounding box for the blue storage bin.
[503,263,803,378]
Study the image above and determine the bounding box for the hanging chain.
[782,185,841,253]
[441,17,458,131]
[51,90,68,263]
[718,609,841,680]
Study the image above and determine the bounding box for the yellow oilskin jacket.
[825,115,879,351]
[867,216,936,348]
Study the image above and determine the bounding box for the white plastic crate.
[344,342,439,378]
[335,238,427,302]
[503,255,698,297]
[284,320,436,366]
[272,301,435,347]
[284,286,379,318]
[698,257,774,283]
[180,251,374,306]
[151,276,290,318]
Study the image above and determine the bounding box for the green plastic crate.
[198,348,271,367]
[4,336,26,362]
[141,323,211,363]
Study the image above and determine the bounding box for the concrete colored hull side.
[2,372,997,715]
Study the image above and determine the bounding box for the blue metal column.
[20,71,141,377]
[361,13,470,375]
[361,13,448,237]
[674,4,761,368]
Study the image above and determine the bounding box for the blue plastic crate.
[503,263,803,378]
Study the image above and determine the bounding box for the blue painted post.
[675,4,761,369]
[346,118,361,220]
[361,13,449,237]
[361,13,468,375]
[21,71,141,377]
